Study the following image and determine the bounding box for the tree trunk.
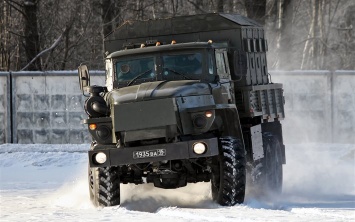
[0,0,10,71]
[102,0,113,37]
[60,28,70,70]
[23,0,41,71]
[317,0,326,69]
[245,0,267,25]
[300,0,325,70]
[217,0,224,12]
[171,0,177,16]
[301,0,315,69]
[311,0,320,69]
[187,0,206,14]
[277,0,293,69]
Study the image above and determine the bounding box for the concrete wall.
[332,71,355,143]
[0,71,105,144]
[272,70,355,144]
[0,73,10,144]
[1,70,354,144]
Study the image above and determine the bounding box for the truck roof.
[104,13,263,54]
[107,42,216,59]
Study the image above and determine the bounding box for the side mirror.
[233,50,248,80]
[78,64,90,91]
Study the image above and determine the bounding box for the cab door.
[215,49,234,104]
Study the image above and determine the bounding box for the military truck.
[78,13,286,207]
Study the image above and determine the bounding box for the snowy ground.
[0,143,354,222]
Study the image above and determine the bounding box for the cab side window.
[215,50,230,78]
[208,53,214,75]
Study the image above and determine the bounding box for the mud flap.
[250,125,264,161]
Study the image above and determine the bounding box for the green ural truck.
[78,13,286,207]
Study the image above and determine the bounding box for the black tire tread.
[212,137,246,206]
[249,133,283,197]
[89,166,121,207]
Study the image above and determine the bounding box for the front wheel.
[88,166,121,207]
[211,137,246,206]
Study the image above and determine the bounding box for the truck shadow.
[120,183,218,212]
[121,196,218,212]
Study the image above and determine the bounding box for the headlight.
[192,115,207,129]
[193,142,206,154]
[95,152,107,164]
[97,125,110,140]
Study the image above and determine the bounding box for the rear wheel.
[264,134,283,194]
[211,137,246,206]
[88,166,121,207]
[250,133,283,196]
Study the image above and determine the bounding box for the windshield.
[115,57,155,82]
[162,53,202,77]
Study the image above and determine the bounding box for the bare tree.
[4,0,41,70]
[217,0,224,12]
[266,0,293,69]
[277,0,293,69]
[187,0,207,14]
[333,4,355,69]
[23,0,41,70]
[0,0,10,71]
[21,29,64,71]
[245,0,267,25]
[299,0,343,70]
[101,0,114,37]
[2,0,354,71]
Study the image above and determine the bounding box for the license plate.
[133,149,166,159]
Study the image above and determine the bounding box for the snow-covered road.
[0,143,354,222]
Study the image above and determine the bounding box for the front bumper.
[89,137,218,167]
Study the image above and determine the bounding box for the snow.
[0,143,354,222]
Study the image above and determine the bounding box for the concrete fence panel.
[0,72,10,144]
[10,71,104,144]
[271,70,355,144]
[332,71,355,143]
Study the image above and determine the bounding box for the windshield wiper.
[163,67,192,80]
[127,69,153,86]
